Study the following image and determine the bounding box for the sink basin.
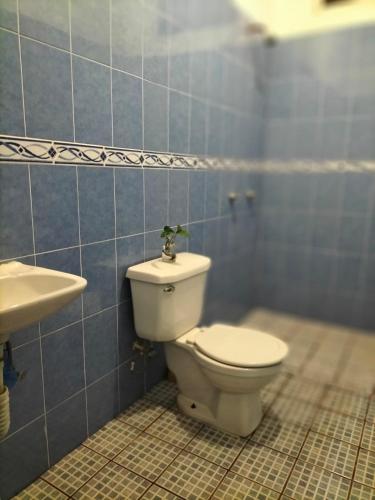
[0,261,87,342]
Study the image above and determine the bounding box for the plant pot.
[162,243,176,262]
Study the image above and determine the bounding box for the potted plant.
[160,225,189,262]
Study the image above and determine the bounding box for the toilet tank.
[126,253,211,342]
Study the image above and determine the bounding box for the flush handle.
[163,284,175,294]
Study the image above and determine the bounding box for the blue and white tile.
[31,165,79,253]
[78,167,115,244]
[0,165,33,260]
[81,240,117,317]
[87,369,119,435]
[71,0,110,65]
[169,91,189,154]
[189,98,207,155]
[143,82,168,152]
[144,168,168,231]
[84,307,118,385]
[0,417,48,500]
[19,0,69,49]
[8,340,44,434]
[143,7,169,86]
[169,169,188,227]
[116,234,144,303]
[189,170,205,222]
[46,390,87,465]
[117,301,137,364]
[111,0,142,76]
[115,168,144,238]
[21,38,73,140]
[112,70,142,150]
[42,322,85,410]
[0,30,24,136]
[73,57,112,146]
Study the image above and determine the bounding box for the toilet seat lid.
[194,324,288,368]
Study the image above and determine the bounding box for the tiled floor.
[14,309,375,499]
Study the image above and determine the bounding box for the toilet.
[126,252,288,436]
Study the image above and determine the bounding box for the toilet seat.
[194,324,288,368]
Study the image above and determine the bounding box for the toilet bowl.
[126,252,288,436]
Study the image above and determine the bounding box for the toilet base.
[177,390,263,437]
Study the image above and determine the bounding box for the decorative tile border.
[1,135,375,172]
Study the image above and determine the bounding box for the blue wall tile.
[342,172,374,214]
[144,82,168,152]
[144,168,168,231]
[112,70,142,149]
[42,322,85,410]
[188,221,204,254]
[21,38,73,140]
[0,417,48,499]
[145,230,162,260]
[111,0,142,76]
[169,170,188,227]
[116,234,144,302]
[46,391,87,465]
[11,324,39,349]
[81,240,117,316]
[84,307,118,384]
[117,301,137,364]
[115,168,144,237]
[205,171,220,219]
[37,247,82,335]
[338,215,366,254]
[87,370,119,434]
[335,255,362,292]
[78,167,115,244]
[189,98,207,155]
[31,165,79,253]
[118,357,144,412]
[73,57,112,146]
[169,91,189,153]
[348,118,375,160]
[0,0,17,30]
[145,345,167,391]
[189,171,205,222]
[169,43,190,94]
[71,0,110,65]
[143,7,169,85]
[0,30,24,135]
[9,341,44,434]
[0,165,33,260]
[19,0,69,49]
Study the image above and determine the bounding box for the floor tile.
[212,471,279,499]
[73,462,150,499]
[144,380,178,407]
[185,425,246,468]
[265,372,291,393]
[42,446,108,496]
[367,398,375,424]
[141,485,183,499]
[299,431,358,478]
[84,419,141,459]
[261,389,278,412]
[268,395,317,427]
[281,377,325,404]
[284,460,351,500]
[114,434,180,482]
[354,449,375,489]
[14,478,69,499]
[361,421,375,452]
[311,408,364,446]
[250,417,308,457]
[231,442,295,492]
[146,408,202,448]
[349,481,375,500]
[117,398,167,430]
[320,387,368,419]
[156,451,226,499]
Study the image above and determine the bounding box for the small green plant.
[160,225,189,261]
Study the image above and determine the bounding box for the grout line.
[75,166,89,437]
[16,0,26,136]
[68,0,75,142]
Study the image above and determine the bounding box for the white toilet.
[127,253,288,436]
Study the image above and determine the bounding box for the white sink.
[0,261,87,343]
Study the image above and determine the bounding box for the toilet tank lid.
[126,252,211,284]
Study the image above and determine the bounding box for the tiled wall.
[255,24,375,331]
[0,0,262,497]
